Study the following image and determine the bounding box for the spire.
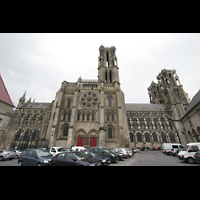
[0,74,14,107]
[17,90,26,108]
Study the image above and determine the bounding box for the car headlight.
[90,163,95,166]
[111,154,115,157]
[102,159,106,162]
[43,160,49,163]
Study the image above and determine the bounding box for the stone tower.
[148,69,190,145]
[98,45,120,85]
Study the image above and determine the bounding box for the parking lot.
[109,151,198,166]
[0,150,199,166]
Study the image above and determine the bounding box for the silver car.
[114,148,129,158]
[0,150,16,161]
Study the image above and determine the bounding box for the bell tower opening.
[106,52,109,67]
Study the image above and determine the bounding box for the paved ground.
[109,151,199,166]
[0,151,199,166]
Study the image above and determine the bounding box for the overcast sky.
[0,33,199,107]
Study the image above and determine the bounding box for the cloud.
[0,33,199,107]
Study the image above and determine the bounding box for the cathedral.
[1,45,199,151]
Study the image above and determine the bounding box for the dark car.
[89,147,118,163]
[50,152,101,166]
[18,149,53,166]
[107,149,124,161]
[81,150,111,166]
[194,150,200,164]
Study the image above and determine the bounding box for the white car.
[178,142,200,164]
[113,148,129,158]
[49,147,67,157]
[71,146,86,152]
[124,148,132,157]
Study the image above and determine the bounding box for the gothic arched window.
[67,99,71,108]
[153,132,158,142]
[161,132,167,143]
[63,126,69,136]
[130,132,134,142]
[108,97,112,107]
[137,133,142,142]
[169,133,176,143]
[108,127,113,138]
[145,133,150,142]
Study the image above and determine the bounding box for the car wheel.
[37,163,42,166]
[18,161,23,166]
[188,157,194,164]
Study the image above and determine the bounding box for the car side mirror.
[34,156,38,158]
[73,158,77,161]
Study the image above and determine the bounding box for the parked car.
[178,143,200,164]
[71,146,86,152]
[124,148,132,157]
[81,150,111,166]
[50,152,101,166]
[134,147,141,153]
[108,149,124,160]
[162,143,182,155]
[0,150,16,161]
[89,147,118,163]
[114,148,129,158]
[49,147,67,157]
[126,148,134,156]
[18,149,53,166]
[194,150,200,164]
[170,148,179,156]
[14,150,21,159]
[153,147,159,150]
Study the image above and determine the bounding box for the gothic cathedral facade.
[0,45,193,150]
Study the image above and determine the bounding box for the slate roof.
[182,89,200,117]
[125,103,166,112]
[0,74,14,107]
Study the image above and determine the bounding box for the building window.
[63,126,69,136]
[107,113,109,121]
[145,133,150,142]
[67,99,71,108]
[77,112,80,120]
[92,113,95,121]
[108,127,113,138]
[169,133,176,143]
[130,132,134,142]
[68,112,71,121]
[153,132,158,142]
[112,113,114,121]
[108,97,112,107]
[137,133,142,142]
[87,112,90,121]
[161,132,167,143]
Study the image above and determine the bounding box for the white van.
[162,143,183,155]
[178,142,200,164]
[71,146,86,152]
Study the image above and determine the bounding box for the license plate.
[11,156,14,157]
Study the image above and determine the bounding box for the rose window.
[80,92,98,108]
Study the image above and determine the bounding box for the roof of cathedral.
[183,89,200,117]
[22,102,51,109]
[125,103,166,112]
[0,74,14,107]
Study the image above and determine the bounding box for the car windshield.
[75,152,88,160]
[58,148,66,152]
[182,145,190,151]
[37,150,52,157]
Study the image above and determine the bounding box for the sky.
[0,33,200,107]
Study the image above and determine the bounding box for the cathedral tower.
[98,45,120,85]
[148,69,190,145]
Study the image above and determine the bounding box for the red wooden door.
[77,137,81,146]
[90,137,97,147]
[81,137,84,146]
